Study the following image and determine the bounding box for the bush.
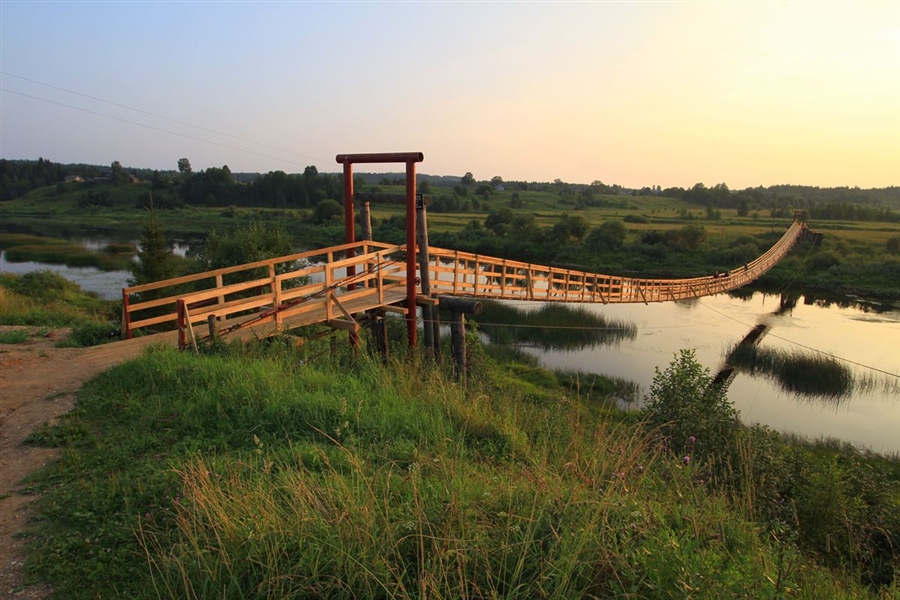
[585,220,627,252]
[641,349,739,462]
[808,250,842,270]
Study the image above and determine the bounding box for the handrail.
[124,221,808,340]
[172,245,407,348]
[123,241,403,337]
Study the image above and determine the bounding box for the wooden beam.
[326,319,360,333]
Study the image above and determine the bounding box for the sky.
[1,1,898,190]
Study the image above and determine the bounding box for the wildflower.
[636,465,644,474]
[689,436,696,444]
[683,455,691,465]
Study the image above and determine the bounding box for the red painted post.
[405,160,417,348]
[341,162,359,348]
[336,152,424,350]
[343,161,356,283]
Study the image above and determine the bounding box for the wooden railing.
[122,221,807,340]
[425,221,805,304]
[122,241,402,338]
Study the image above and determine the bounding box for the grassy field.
[19,339,900,599]
[2,181,898,301]
[2,273,898,598]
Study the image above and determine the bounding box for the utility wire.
[1,88,311,168]
[697,298,899,379]
[0,71,328,164]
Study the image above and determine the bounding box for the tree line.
[3,158,898,222]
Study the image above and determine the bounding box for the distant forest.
[2,157,898,222]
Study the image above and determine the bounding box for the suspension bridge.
[78,152,819,368]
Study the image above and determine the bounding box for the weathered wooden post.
[416,193,442,360]
[360,200,372,250]
[207,315,217,341]
[439,296,482,382]
[371,309,389,362]
[359,200,389,361]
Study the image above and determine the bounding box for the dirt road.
[0,327,110,599]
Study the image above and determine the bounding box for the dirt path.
[0,327,109,599]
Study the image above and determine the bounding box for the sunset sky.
[1,2,898,189]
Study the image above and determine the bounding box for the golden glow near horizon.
[0,2,897,188]
[423,3,900,188]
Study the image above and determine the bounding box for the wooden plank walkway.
[94,219,810,369]
[81,287,409,368]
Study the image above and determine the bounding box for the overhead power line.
[0,71,328,165]
[697,298,899,379]
[1,88,314,168]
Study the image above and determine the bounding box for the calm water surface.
[499,294,900,454]
[0,239,193,300]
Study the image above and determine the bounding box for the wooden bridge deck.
[104,219,810,361]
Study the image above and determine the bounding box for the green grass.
[0,328,31,344]
[470,300,638,350]
[18,336,899,599]
[0,271,118,331]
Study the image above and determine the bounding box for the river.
[2,240,898,453]
[488,294,899,454]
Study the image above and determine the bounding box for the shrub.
[585,220,627,252]
[641,349,739,462]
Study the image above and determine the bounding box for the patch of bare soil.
[0,327,107,599]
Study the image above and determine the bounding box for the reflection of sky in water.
[505,294,900,454]
[0,251,130,300]
[0,238,196,300]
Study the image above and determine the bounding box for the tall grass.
[21,340,894,598]
[0,233,136,271]
[0,271,117,329]
[728,344,856,401]
[471,300,637,350]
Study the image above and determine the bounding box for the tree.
[419,180,432,194]
[484,207,514,236]
[666,223,707,251]
[197,222,295,275]
[586,220,627,252]
[510,191,523,208]
[111,160,128,186]
[490,175,503,187]
[313,198,344,224]
[177,158,192,175]
[129,195,176,294]
[461,172,475,186]
[550,213,590,245]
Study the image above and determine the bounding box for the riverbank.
[0,273,898,597]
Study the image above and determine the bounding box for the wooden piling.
[416,195,437,359]
[439,296,482,381]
